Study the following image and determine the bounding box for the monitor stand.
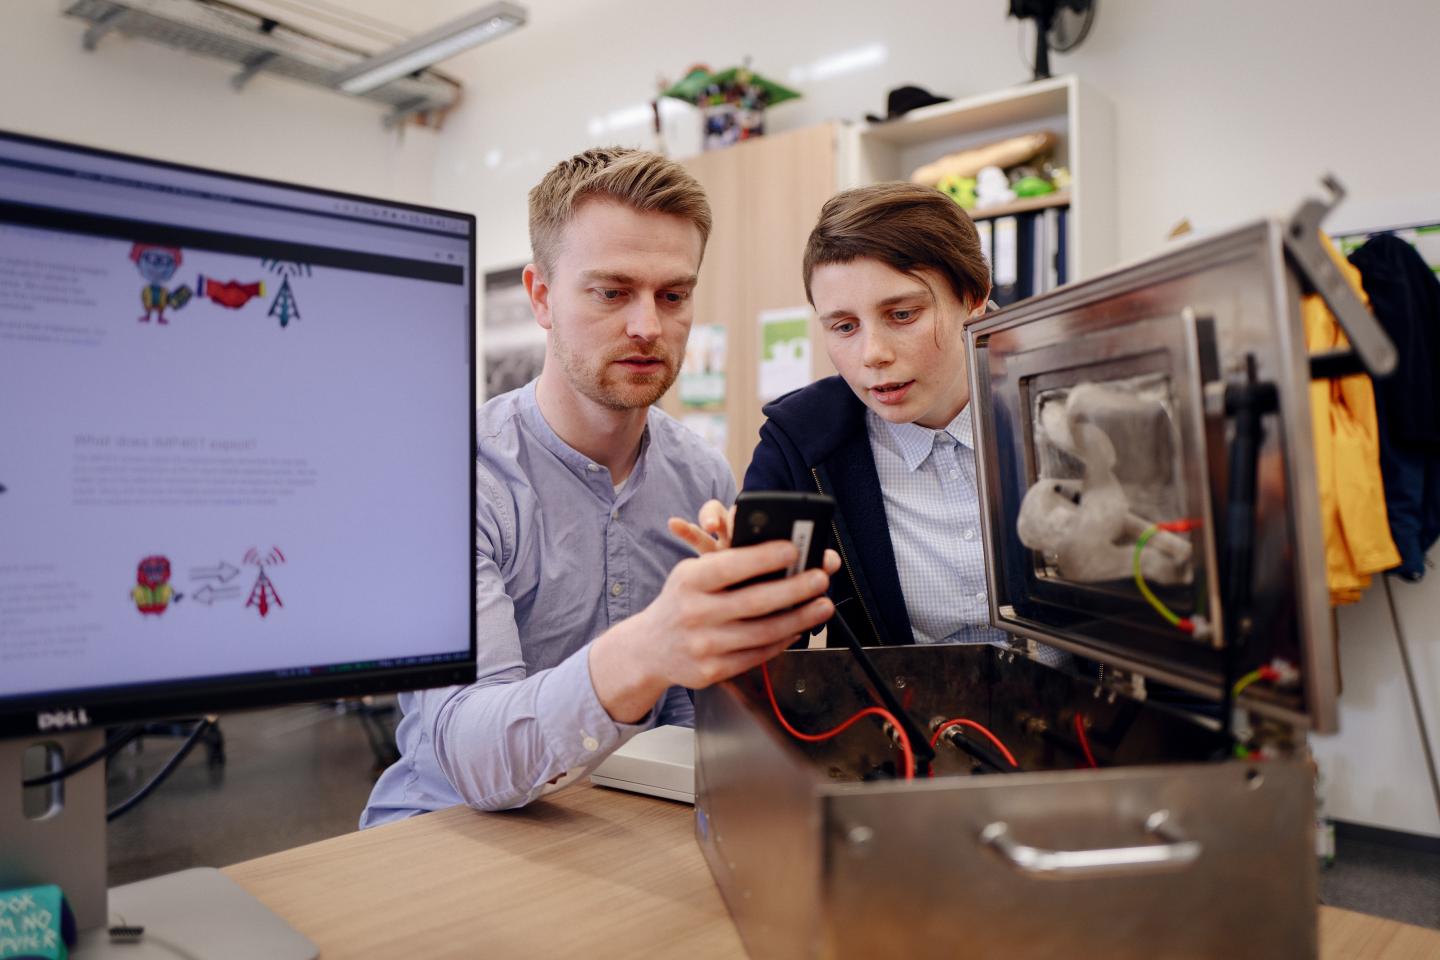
[2,732,316,959]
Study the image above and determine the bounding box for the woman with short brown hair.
[678,182,1059,659]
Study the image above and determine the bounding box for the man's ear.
[523,263,553,331]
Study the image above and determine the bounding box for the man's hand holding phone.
[669,494,841,576]
[589,493,840,724]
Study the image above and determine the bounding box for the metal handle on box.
[980,810,1201,879]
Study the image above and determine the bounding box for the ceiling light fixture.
[334,1,526,96]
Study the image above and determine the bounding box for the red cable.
[1074,713,1098,769]
[761,662,915,781]
[927,717,1019,769]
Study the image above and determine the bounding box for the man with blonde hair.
[362,147,836,822]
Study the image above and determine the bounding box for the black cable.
[358,705,399,767]
[1219,357,1274,746]
[106,718,215,822]
[829,604,936,770]
[934,724,1017,773]
[22,726,142,788]
[356,706,387,758]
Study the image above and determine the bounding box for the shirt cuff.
[535,645,657,768]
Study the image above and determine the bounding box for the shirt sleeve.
[413,461,659,811]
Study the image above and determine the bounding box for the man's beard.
[552,334,678,411]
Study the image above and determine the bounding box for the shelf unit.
[662,124,840,481]
[839,74,1116,283]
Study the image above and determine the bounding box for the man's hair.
[528,147,712,276]
[802,182,989,308]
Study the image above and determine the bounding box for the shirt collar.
[516,380,652,500]
[878,403,974,473]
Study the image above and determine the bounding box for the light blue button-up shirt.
[868,404,1007,646]
[361,381,735,825]
[867,405,1067,667]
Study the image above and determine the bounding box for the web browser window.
[0,132,474,709]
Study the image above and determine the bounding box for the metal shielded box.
[695,206,1384,959]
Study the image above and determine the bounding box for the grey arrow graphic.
[193,584,241,605]
[190,561,241,583]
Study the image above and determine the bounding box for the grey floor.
[106,701,386,885]
[101,704,1440,931]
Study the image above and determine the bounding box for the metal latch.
[1283,174,1396,378]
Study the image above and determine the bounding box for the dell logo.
[37,708,91,731]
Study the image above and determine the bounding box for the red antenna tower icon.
[243,545,286,617]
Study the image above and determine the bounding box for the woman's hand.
[668,498,841,575]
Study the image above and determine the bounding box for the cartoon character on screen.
[130,243,193,324]
[131,554,177,616]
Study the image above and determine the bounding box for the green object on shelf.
[938,175,977,210]
[662,67,713,103]
[662,65,800,106]
[1012,175,1055,198]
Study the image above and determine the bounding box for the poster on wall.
[757,307,812,402]
[482,265,544,400]
[680,412,728,454]
[679,323,727,407]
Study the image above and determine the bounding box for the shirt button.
[963,529,976,541]
[611,510,620,521]
[582,735,599,752]
[587,463,599,472]
[974,592,986,603]
[611,581,624,597]
[949,469,959,479]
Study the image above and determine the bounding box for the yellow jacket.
[1304,235,1400,604]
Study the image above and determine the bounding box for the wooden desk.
[224,784,1440,959]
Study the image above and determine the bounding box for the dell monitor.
[0,129,476,957]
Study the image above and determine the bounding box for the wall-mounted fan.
[1009,0,1096,81]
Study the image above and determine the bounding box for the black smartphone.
[728,491,835,588]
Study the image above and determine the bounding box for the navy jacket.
[1350,234,1440,578]
[742,376,913,646]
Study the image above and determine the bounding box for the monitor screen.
[0,131,476,737]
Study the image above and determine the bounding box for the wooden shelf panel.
[860,77,1071,147]
[967,189,1072,221]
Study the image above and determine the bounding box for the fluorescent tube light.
[335,2,526,96]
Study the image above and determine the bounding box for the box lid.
[965,218,1359,733]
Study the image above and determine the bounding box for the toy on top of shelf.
[662,61,800,151]
[937,174,978,210]
[1012,174,1056,198]
[975,165,1017,209]
[909,131,1056,187]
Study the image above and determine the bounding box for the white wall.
[0,0,440,205]
[434,0,1438,274]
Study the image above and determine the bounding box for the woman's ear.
[970,289,992,319]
